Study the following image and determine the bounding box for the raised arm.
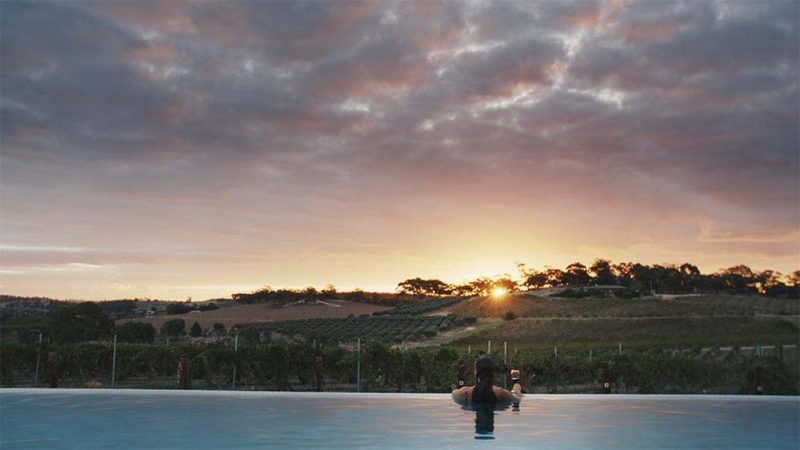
[451,386,470,402]
[493,384,522,402]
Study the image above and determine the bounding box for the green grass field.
[450,293,800,318]
[451,316,800,351]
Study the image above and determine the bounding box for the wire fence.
[1,337,798,395]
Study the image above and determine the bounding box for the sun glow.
[491,286,508,299]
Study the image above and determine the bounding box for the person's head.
[472,356,497,403]
[474,356,495,380]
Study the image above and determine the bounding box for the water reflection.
[454,398,521,440]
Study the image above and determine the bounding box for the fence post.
[589,349,593,362]
[232,332,239,389]
[467,345,471,355]
[178,354,190,390]
[357,338,362,393]
[33,332,42,387]
[755,366,764,395]
[400,343,404,393]
[487,340,491,355]
[47,352,58,388]
[457,358,466,389]
[503,341,508,389]
[618,343,622,355]
[554,346,558,357]
[111,334,117,388]
[314,355,323,392]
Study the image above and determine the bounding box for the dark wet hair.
[472,356,497,403]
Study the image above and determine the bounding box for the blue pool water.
[1,389,798,449]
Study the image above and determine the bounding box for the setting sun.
[491,286,508,299]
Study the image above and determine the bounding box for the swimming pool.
[1,389,798,449]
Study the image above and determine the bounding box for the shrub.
[161,319,186,338]
[503,311,518,321]
[49,302,114,343]
[166,303,191,315]
[116,321,156,343]
[190,322,202,337]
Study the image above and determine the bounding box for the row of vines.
[375,298,463,316]
[2,340,796,394]
[237,315,476,344]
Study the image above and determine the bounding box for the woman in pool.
[451,356,523,404]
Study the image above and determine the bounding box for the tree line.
[395,260,800,298]
[231,285,423,306]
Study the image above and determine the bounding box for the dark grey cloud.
[1,0,797,297]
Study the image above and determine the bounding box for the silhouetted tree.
[564,262,591,286]
[468,277,495,296]
[49,302,114,343]
[589,259,617,285]
[492,277,519,293]
[522,269,549,289]
[396,278,452,296]
[322,284,337,296]
[718,265,757,293]
[544,267,567,287]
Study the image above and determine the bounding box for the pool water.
[1,389,798,449]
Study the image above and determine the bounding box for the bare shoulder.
[452,386,472,400]
[493,385,522,401]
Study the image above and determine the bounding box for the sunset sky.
[1,0,798,300]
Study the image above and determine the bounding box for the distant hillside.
[0,295,67,321]
[451,316,800,351]
[117,299,393,330]
[448,293,800,319]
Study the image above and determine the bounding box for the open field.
[447,293,800,318]
[451,316,800,351]
[117,300,392,330]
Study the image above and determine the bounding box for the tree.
[99,300,136,317]
[322,284,337,296]
[161,319,186,338]
[49,302,114,343]
[467,277,494,296]
[396,278,452,296]
[589,259,617,285]
[492,277,519,293]
[564,262,591,286]
[679,263,700,276]
[116,321,156,343]
[718,265,756,293]
[166,302,191,314]
[613,262,635,287]
[522,270,549,289]
[544,267,567,287]
[190,321,202,337]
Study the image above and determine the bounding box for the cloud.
[1,0,797,298]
